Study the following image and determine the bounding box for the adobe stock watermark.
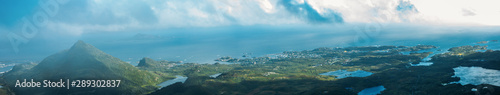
[352,11,394,46]
[6,0,69,53]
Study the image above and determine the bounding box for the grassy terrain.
[2,41,498,95]
[143,45,500,94]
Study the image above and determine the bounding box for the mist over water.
[1,0,500,94]
[1,24,500,64]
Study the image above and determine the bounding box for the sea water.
[2,26,500,64]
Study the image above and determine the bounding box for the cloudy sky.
[1,0,500,61]
[1,0,499,34]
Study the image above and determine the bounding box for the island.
[1,41,499,95]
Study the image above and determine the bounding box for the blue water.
[157,75,188,89]
[85,27,500,64]
[2,25,500,64]
[319,70,373,79]
[358,85,385,95]
[450,67,500,86]
[0,61,30,74]
[209,73,222,78]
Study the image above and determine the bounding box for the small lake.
[357,85,385,95]
[410,62,433,66]
[406,48,449,67]
[209,73,222,78]
[157,75,188,89]
[319,70,373,79]
[450,66,500,87]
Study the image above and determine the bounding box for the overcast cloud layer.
[1,0,500,61]
[1,0,500,36]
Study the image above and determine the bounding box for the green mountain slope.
[137,57,161,67]
[3,40,163,95]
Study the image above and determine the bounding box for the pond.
[319,70,373,79]
[157,75,188,89]
[209,73,222,78]
[450,66,500,86]
[357,85,385,95]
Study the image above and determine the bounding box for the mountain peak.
[70,40,94,49]
[68,40,104,55]
[75,40,86,45]
[138,57,158,67]
[4,40,162,94]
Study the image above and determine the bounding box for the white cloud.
[36,0,500,35]
[258,0,275,13]
[413,0,500,26]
